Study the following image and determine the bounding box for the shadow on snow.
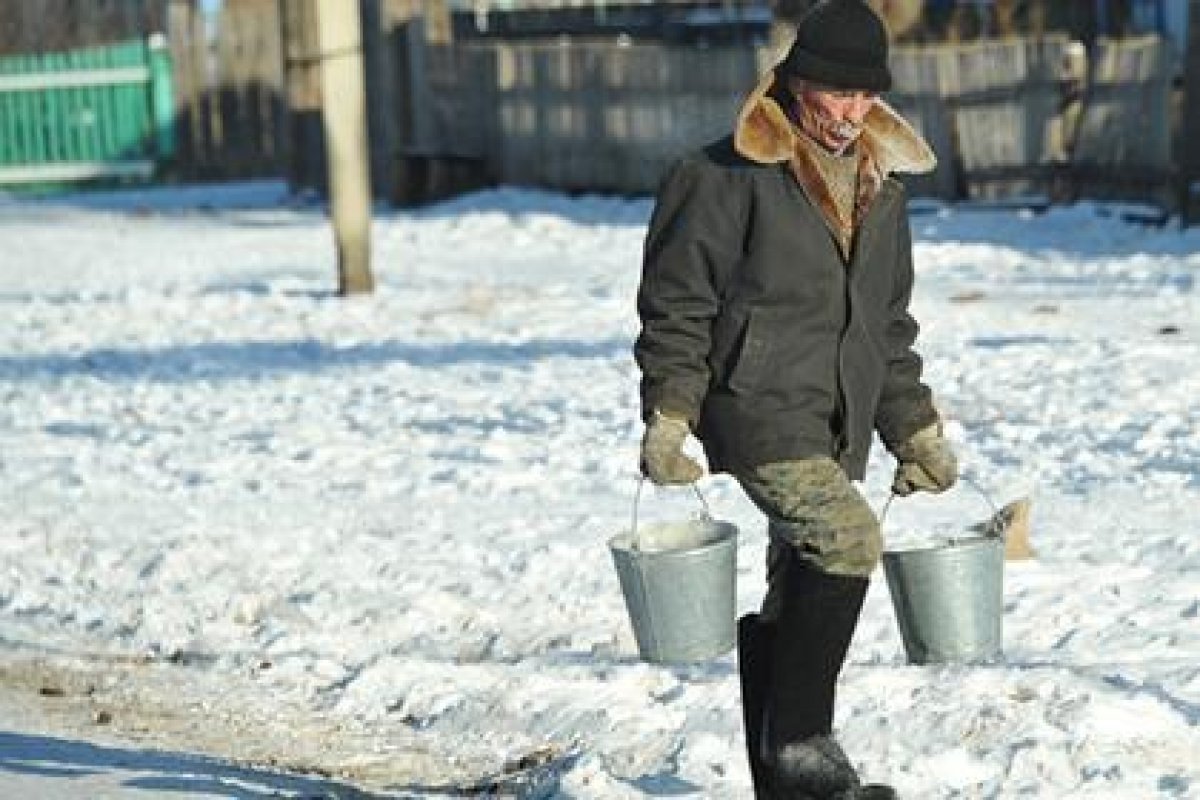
[0,336,631,383]
[0,730,385,799]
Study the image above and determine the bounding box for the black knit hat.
[779,0,893,92]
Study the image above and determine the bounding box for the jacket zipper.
[833,198,883,461]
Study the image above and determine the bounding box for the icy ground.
[1,180,1199,798]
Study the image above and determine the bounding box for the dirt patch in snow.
[0,654,474,797]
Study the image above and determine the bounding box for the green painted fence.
[0,34,175,187]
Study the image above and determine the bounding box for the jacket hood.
[733,70,937,176]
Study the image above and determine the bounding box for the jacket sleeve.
[634,156,743,425]
[874,206,940,449]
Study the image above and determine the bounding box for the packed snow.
[1,179,1198,798]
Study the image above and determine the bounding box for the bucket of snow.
[882,528,1004,665]
[608,487,737,665]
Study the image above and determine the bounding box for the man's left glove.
[891,423,958,496]
[640,411,705,486]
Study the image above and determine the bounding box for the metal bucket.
[608,507,738,665]
[882,532,1004,665]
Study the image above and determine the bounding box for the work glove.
[891,422,958,496]
[639,411,704,486]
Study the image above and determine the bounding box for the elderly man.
[634,1,957,797]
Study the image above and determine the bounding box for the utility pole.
[1179,0,1200,226]
[317,0,374,294]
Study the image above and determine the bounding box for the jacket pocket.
[727,305,774,394]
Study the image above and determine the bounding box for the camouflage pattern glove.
[640,411,704,486]
[891,423,958,496]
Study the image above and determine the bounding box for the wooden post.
[316,0,374,294]
[1179,0,1200,225]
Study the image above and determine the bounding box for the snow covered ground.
[1,179,1199,798]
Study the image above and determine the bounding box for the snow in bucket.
[884,519,977,553]
[880,475,1009,553]
[631,516,731,553]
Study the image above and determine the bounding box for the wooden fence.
[896,36,1072,201]
[0,0,1182,209]
[165,0,286,179]
[0,0,164,57]
[358,31,1177,207]
[1071,35,1175,207]
[0,36,174,187]
[413,42,762,194]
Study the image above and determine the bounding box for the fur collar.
[732,70,935,258]
[733,70,937,176]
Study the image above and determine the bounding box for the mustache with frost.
[799,107,864,152]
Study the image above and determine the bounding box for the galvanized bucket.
[881,481,1005,665]
[608,483,738,665]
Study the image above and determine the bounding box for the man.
[633,1,958,798]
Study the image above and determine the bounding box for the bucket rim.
[608,519,738,556]
[881,533,1001,558]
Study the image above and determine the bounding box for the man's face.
[789,78,879,154]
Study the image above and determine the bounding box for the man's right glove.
[640,411,704,486]
[891,422,958,496]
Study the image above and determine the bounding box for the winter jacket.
[635,71,941,480]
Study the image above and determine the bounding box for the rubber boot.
[763,558,896,799]
[737,613,776,798]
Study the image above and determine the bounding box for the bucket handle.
[631,477,712,547]
[879,473,1001,537]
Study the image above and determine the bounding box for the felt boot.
[738,613,776,798]
[762,559,896,799]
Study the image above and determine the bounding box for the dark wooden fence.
[1071,35,1175,208]
[166,0,286,179]
[373,32,1176,208]
[0,0,1184,212]
[0,0,164,56]
[402,42,761,196]
[898,37,1071,201]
